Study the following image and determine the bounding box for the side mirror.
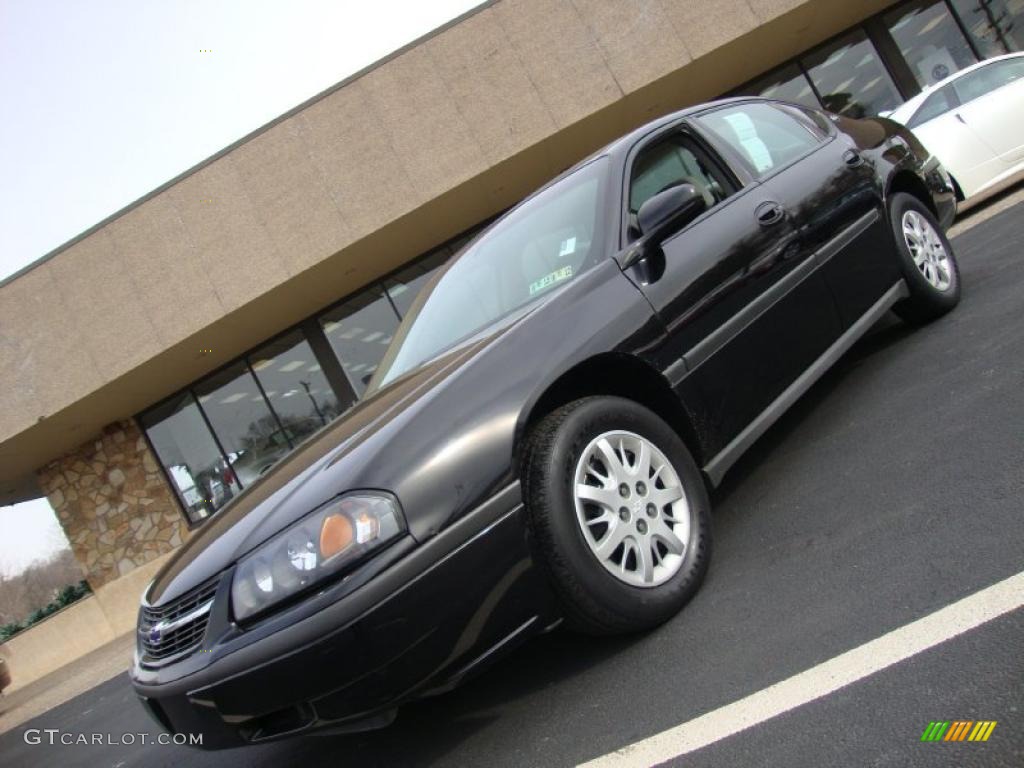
[636,183,707,243]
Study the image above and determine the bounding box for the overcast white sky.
[0,0,483,575]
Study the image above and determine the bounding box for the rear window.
[953,58,1024,104]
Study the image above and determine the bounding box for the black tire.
[523,396,711,635]
[888,192,961,324]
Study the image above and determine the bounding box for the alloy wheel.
[902,210,953,292]
[572,430,690,588]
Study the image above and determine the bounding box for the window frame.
[800,26,907,118]
[688,100,835,186]
[137,390,238,528]
[880,0,979,90]
[618,115,745,250]
[136,217,493,527]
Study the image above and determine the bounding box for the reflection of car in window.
[132,98,960,749]
[230,443,291,488]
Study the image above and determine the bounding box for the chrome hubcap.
[902,210,952,292]
[573,430,690,588]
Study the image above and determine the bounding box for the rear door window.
[694,102,825,179]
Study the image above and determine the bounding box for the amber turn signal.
[319,513,353,560]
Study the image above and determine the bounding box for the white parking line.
[580,570,1024,767]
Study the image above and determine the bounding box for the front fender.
[352,259,663,542]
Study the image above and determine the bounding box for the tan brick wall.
[36,420,188,588]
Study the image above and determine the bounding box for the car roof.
[888,51,1024,123]
[480,95,799,244]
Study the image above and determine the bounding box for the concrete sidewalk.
[0,631,134,736]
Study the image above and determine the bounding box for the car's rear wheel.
[889,192,961,324]
[524,396,711,635]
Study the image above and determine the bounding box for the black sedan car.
[131,98,960,748]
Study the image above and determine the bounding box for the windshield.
[370,157,610,390]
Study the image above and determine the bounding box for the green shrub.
[54,581,89,607]
[0,622,23,642]
[2,580,92,640]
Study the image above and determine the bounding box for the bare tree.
[0,550,87,628]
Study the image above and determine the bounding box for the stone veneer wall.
[36,419,189,588]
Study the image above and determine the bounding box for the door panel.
[916,115,1003,198]
[626,180,840,459]
[766,124,900,326]
[952,58,1024,167]
[673,271,840,451]
[955,85,1024,167]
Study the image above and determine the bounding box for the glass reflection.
[885,0,977,88]
[193,362,292,490]
[249,330,342,446]
[803,30,903,117]
[319,287,401,397]
[740,63,821,108]
[140,392,238,523]
[385,247,461,319]
[950,0,1024,56]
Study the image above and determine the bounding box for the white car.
[888,53,1024,211]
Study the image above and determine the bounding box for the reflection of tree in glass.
[969,1,1016,53]
[276,412,323,441]
[239,414,288,453]
[299,380,328,427]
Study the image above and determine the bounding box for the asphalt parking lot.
[2,200,1022,768]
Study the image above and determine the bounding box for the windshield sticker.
[558,236,577,258]
[529,266,573,296]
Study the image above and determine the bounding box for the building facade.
[3,0,1022,607]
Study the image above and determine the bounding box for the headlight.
[231,493,405,621]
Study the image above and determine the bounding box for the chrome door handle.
[755,201,785,227]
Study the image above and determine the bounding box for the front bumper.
[131,484,559,749]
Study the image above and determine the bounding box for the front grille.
[138,577,219,666]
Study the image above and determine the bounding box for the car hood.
[145,258,655,607]
[145,324,512,606]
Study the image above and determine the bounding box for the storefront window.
[140,393,236,524]
[950,0,1024,56]
[249,330,342,447]
[193,362,292,492]
[739,63,821,108]
[803,30,903,117]
[384,250,451,318]
[319,287,401,397]
[885,0,978,87]
[138,220,487,526]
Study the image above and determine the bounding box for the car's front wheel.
[524,396,711,635]
[889,192,961,324]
